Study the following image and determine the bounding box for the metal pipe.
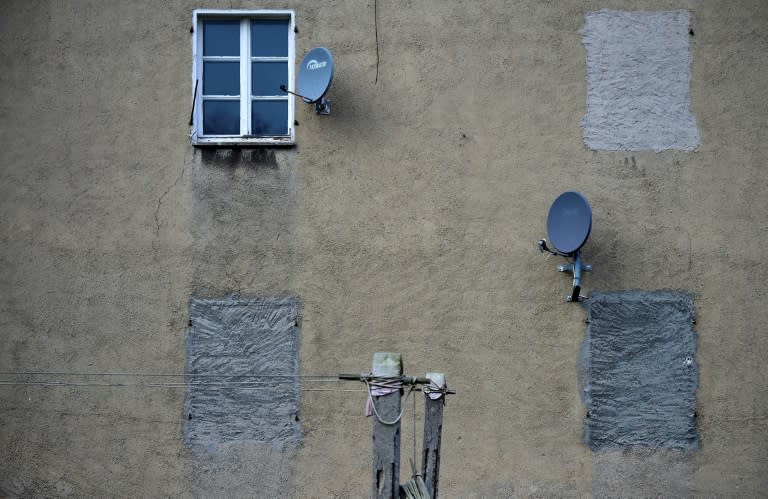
[339,374,433,385]
[571,251,583,302]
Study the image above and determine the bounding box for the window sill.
[192,136,295,147]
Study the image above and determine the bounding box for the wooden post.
[422,372,446,499]
[371,353,402,499]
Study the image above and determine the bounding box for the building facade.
[1,0,767,496]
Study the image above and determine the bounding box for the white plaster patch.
[581,10,699,152]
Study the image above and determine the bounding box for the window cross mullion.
[240,19,249,136]
[252,96,289,101]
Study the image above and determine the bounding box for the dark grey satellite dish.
[546,191,592,255]
[538,191,594,303]
[280,47,334,115]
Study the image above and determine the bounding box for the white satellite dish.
[280,47,334,115]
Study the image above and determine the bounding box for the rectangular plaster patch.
[184,295,301,448]
[581,10,699,152]
[581,291,698,450]
[592,449,694,496]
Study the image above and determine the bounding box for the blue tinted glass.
[252,62,288,96]
[203,101,240,135]
[252,101,288,136]
[203,61,240,95]
[203,20,240,56]
[251,19,288,57]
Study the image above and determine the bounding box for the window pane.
[203,61,240,96]
[203,101,240,135]
[203,20,240,56]
[252,100,288,136]
[251,19,288,57]
[252,62,288,96]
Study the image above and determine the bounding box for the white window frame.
[191,9,295,146]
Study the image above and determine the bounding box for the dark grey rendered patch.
[581,290,698,450]
[184,295,301,448]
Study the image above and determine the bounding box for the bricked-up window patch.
[184,296,301,448]
[582,291,698,450]
[581,10,699,152]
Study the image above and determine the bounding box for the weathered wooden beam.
[421,372,446,499]
[371,353,402,499]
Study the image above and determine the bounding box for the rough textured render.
[185,296,301,448]
[581,291,698,450]
[2,2,768,496]
[592,449,695,497]
[581,10,700,152]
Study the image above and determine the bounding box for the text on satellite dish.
[306,59,327,70]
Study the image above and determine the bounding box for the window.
[192,10,295,145]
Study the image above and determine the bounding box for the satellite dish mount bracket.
[280,86,331,115]
[557,250,592,303]
[314,98,331,115]
[539,240,592,302]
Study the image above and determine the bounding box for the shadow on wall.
[199,148,279,170]
[189,146,297,295]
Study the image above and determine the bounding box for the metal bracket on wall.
[557,252,592,303]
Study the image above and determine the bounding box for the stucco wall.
[1,0,766,496]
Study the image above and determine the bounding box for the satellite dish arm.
[279,85,312,101]
[538,239,571,258]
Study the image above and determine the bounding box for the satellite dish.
[298,47,334,103]
[546,191,592,255]
[538,191,594,303]
[280,47,334,115]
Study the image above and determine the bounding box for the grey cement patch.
[190,147,297,297]
[581,291,698,450]
[184,295,301,448]
[189,443,297,497]
[592,449,695,497]
[581,10,699,152]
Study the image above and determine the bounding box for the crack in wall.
[153,155,187,238]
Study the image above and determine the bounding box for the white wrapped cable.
[423,372,447,400]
